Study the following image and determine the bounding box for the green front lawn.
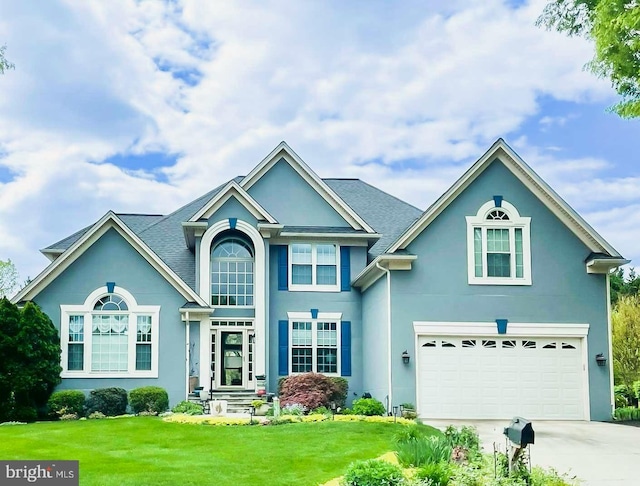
[0,417,428,485]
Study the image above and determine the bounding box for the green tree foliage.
[0,299,61,421]
[538,0,640,118]
[0,44,15,75]
[0,259,18,298]
[610,267,640,305]
[612,295,640,388]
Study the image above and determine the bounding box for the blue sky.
[0,0,638,283]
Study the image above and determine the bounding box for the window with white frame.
[466,200,531,285]
[289,312,340,374]
[60,287,160,378]
[289,243,339,291]
[211,237,254,306]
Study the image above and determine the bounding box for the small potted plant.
[251,399,270,416]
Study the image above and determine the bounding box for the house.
[12,139,627,421]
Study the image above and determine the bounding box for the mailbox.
[503,417,534,447]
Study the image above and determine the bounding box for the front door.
[220,331,243,387]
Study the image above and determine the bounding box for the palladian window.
[211,238,254,306]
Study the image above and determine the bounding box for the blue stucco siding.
[34,227,189,407]
[206,196,259,228]
[388,159,611,420]
[247,158,350,227]
[266,244,363,401]
[361,276,389,403]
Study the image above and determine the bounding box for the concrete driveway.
[425,420,640,485]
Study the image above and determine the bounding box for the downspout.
[185,311,190,401]
[376,261,392,413]
[606,272,614,416]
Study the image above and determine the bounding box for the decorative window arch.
[60,286,160,378]
[465,199,531,285]
[210,236,254,306]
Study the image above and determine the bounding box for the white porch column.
[199,318,210,391]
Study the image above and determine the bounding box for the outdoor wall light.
[401,350,410,364]
[595,353,607,367]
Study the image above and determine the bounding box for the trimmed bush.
[342,459,404,486]
[351,397,386,416]
[84,388,128,417]
[129,386,169,414]
[415,462,452,486]
[47,390,85,418]
[280,373,340,411]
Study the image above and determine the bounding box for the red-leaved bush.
[280,373,342,411]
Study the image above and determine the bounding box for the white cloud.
[0,0,629,281]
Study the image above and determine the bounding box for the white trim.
[288,242,341,292]
[413,320,591,420]
[199,219,266,376]
[412,321,590,337]
[388,139,623,258]
[189,181,277,224]
[352,254,417,291]
[287,311,342,376]
[13,212,207,306]
[60,286,160,379]
[240,142,375,233]
[466,199,532,285]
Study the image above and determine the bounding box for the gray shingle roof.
[324,179,423,258]
[44,175,422,289]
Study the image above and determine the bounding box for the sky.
[0,0,639,285]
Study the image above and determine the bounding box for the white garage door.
[417,335,586,420]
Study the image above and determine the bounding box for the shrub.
[172,400,204,415]
[280,373,339,411]
[352,397,386,416]
[395,436,452,468]
[613,406,640,421]
[281,403,306,416]
[444,425,481,462]
[311,406,331,415]
[88,411,106,419]
[129,386,169,414]
[47,390,85,418]
[341,459,405,486]
[7,405,38,423]
[84,388,128,417]
[330,377,349,408]
[415,462,452,486]
[394,423,437,443]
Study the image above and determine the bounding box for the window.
[466,200,531,285]
[211,238,254,306]
[288,312,340,374]
[289,243,340,291]
[60,286,160,378]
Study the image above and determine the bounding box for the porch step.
[188,390,261,414]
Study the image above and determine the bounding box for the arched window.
[61,286,159,377]
[211,238,254,306]
[466,200,531,285]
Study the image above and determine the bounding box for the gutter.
[376,261,392,414]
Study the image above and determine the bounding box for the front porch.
[188,389,262,414]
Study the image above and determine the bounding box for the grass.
[0,417,431,486]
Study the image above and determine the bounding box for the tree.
[610,267,640,305]
[0,299,61,421]
[0,44,15,75]
[612,295,640,388]
[0,259,19,298]
[538,0,640,118]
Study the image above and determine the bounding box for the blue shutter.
[278,320,289,375]
[341,321,351,377]
[340,246,351,292]
[278,246,288,291]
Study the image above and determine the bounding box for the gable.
[246,157,352,227]
[35,228,186,307]
[206,195,260,227]
[389,139,624,260]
